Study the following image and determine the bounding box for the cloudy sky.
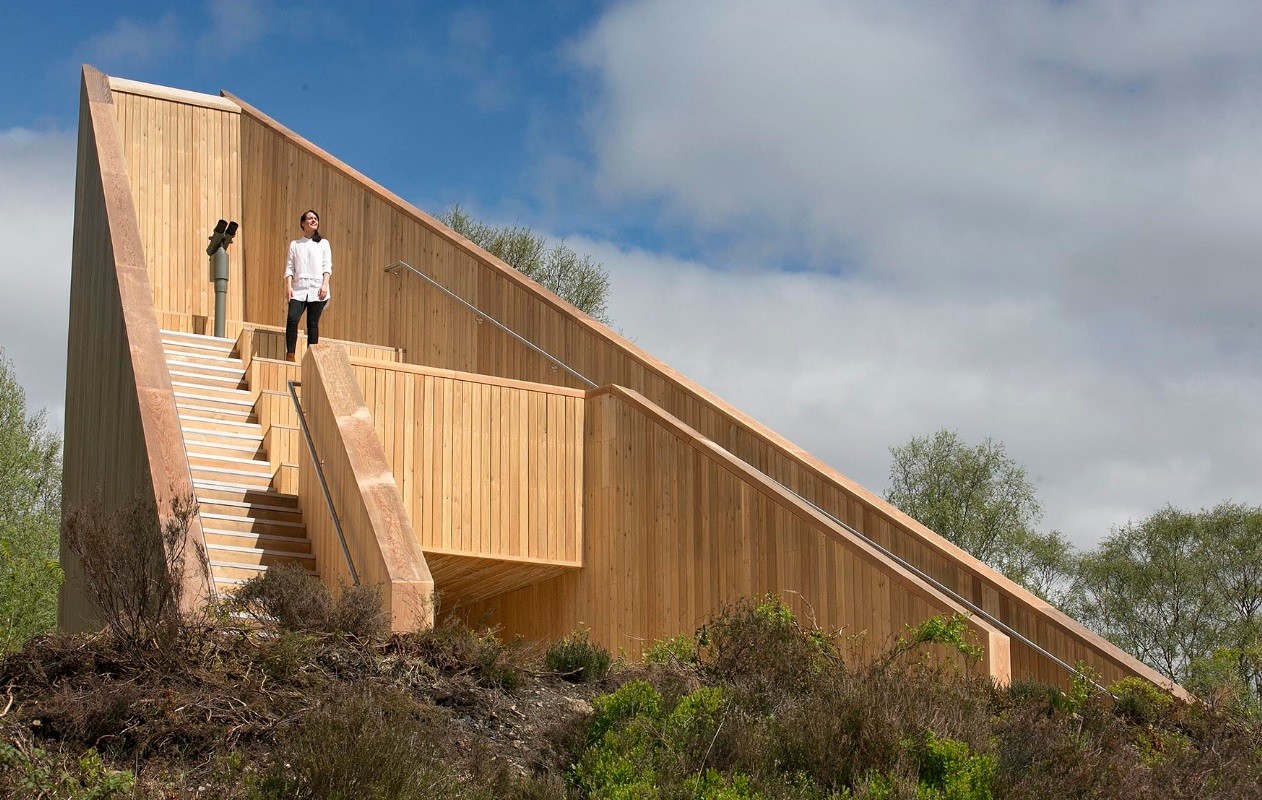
[2,0,1259,550]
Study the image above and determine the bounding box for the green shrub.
[682,769,764,799]
[1108,676,1175,725]
[404,618,523,690]
[574,680,747,799]
[910,731,995,799]
[882,615,983,668]
[588,679,663,742]
[232,564,387,639]
[0,739,134,799]
[546,628,612,683]
[573,682,661,799]
[644,634,697,665]
[697,595,835,709]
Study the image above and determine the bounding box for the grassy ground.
[2,587,1260,799]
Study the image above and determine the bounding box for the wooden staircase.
[161,330,316,597]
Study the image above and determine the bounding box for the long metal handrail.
[782,487,1111,693]
[383,260,598,388]
[287,379,360,585]
[380,257,1111,691]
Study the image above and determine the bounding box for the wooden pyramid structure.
[60,65,1181,695]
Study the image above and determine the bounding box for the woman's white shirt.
[285,237,332,301]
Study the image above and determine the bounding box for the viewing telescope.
[206,219,240,338]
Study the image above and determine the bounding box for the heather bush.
[232,563,387,639]
[697,595,836,711]
[401,616,524,690]
[62,492,205,649]
[0,736,135,800]
[1109,676,1175,725]
[643,633,697,665]
[545,628,612,683]
[572,680,741,799]
[251,688,467,800]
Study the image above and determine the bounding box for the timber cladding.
[60,67,214,631]
[108,80,243,334]
[348,359,585,566]
[298,345,434,632]
[457,386,1009,676]
[88,71,1176,693]
[223,92,1160,690]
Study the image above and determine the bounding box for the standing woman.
[284,209,332,361]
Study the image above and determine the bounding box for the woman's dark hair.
[300,209,324,243]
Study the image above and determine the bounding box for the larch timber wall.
[109,79,243,335]
[85,72,1174,693]
[298,345,434,631]
[60,67,214,630]
[223,91,1171,692]
[460,385,1011,677]
[349,359,585,566]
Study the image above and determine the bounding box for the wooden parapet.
[83,68,1177,694]
[298,344,434,631]
[454,384,1012,682]
[60,66,215,630]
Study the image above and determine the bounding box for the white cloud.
[574,0,1262,348]
[577,236,1262,548]
[198,0,271,57]
[80,12,181,67]
[0,128,76,430]
[563,0,1262,546]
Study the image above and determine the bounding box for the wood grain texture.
[348,359,584,569]
[110,84,242,332]
[453,387,1010,679]
[60,66,215,631]
[222,93,1171,692]
[81,71,1177,694]
[298,344,434,631]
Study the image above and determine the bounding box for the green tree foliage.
[439,204,612,323]
[885,429,1074,600]
[0,351,63,652]
[1075,503,1262,705]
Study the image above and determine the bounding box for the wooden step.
[199,497,304,522]
[171,382,253,402]
[186,438,266,459]
[201,512,305,536]
[175,402,256,423]
[164,340,237,358]
[174,393,254,416]
[211,562,318,582]
[207,543,315,568]
[203,528,313,554]
[183,426,264,446]
[167,362,247,382]
[192,483,298,508]
[161,348,243,368]
[179,414,262,435]
[186,450,271,471]
[161,329,235,349]
[190,465,273,489]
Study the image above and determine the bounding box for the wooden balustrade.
[61,66,214,629]
[298,344,434,631]
[72,69,1180,695]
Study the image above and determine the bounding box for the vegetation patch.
[1,600,1260,798]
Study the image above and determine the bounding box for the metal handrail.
[383,260,598,388]
[783,487,1111,694]
[380,257,1109,691]
[287,379,360,585]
